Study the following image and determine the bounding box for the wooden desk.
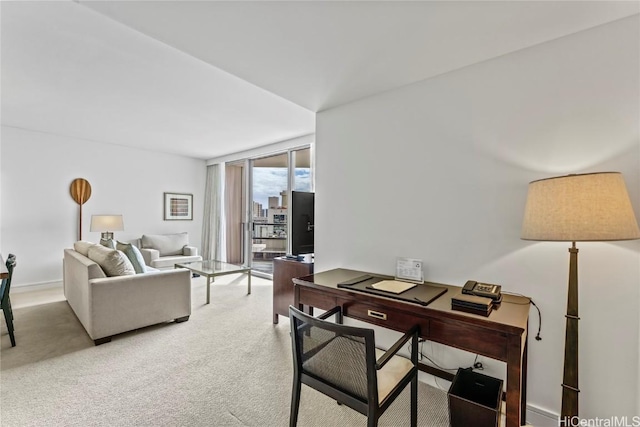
[0,254,8,280]
[293,268,529,427]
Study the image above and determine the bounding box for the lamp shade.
[90,215,124,232]
[521,172,640,242]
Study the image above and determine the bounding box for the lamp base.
[101,232,114,240]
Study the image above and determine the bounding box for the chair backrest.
[1,254,16,302]
[289,306,379,404]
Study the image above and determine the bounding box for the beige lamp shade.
[521,172,640,242]
[90,215,124,232]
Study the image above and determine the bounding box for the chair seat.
[375,348,414,403]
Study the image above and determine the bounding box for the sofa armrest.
[140,248,160,265]
[64,248,108,335]
[183,246,198,256]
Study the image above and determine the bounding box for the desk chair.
[1,254,16,347]
[288,306,419,427]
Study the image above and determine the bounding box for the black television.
[290,191,314,256]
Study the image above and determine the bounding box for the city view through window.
[251,157,311,274]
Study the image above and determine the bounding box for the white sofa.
[133,232,202,269]
[63,247,191,345]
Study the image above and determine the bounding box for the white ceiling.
[1,1,315,159]
[2,1,638,160]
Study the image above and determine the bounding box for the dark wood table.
[293,268,530,427]
[272,257,313,324]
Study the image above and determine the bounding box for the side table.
[272,257,313,323]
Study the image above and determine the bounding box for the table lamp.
[521,172,640,421]
[90,215,124,240]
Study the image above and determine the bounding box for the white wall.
[316,16,639,422]
[0,132,2,252]
[0,126,206,287]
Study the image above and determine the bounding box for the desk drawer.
[341,300,429,336]
[298,287,338,311]
[429,319,507,360]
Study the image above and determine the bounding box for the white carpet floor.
[0,275,451,426]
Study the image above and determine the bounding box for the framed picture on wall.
[164,192,193,220]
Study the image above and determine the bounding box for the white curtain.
[201,164,225,261]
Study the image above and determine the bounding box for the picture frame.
[164,192,193,220]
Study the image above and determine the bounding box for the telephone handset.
[462,281,502,302]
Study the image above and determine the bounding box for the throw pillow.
[141,233,188,256]
[87,244,135,277]
[116,241,147,274]
[100,238,116,249]
[74,241,95,257]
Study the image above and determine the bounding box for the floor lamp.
[521,172,640,422]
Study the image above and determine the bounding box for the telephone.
[462,280,502,302]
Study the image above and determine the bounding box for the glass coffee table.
[175,260,251,304]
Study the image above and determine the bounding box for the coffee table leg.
[206,276,211,304]
[247,270,251,295]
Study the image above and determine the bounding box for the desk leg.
[247,270,252,295]
[521,333,528,425]
[206,276,211,304]
[506,335,525,427]
[293,286,313,316]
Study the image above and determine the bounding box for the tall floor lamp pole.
[521,172,640,423]
[562,241,579,417]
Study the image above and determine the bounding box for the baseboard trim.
[12,280,63,293]
[525,404,558,427]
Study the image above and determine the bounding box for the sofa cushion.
[74,241,95,257]
[128,239,141,248]
[100,238,116,249]
[141,233,188,256]
[116,241,147,274]
[87,244,136,277]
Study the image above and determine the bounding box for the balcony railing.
[252,223,287,273]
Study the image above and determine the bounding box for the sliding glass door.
[251,153,289,275]
[292,147,312,192]
[224,145,313,278]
